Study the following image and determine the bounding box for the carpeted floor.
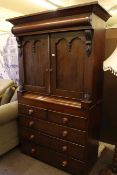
[0,143,116,175]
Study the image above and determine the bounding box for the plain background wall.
[100,28,117,144]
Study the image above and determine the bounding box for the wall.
[100,28,117,144]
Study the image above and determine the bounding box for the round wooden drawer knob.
[31,148,36,153]
[29,134,35,140]
[62,160,68,167]
[29,121,34,127]
[62,117,68,124]
[62,145,67,152]
[62,130,68,137]
[29,109,34,115]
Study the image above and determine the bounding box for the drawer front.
[19,103,47,120]
[19,116,86,145]
[48,110,87,130]
[20,127,86,161]
[21,140,86,175]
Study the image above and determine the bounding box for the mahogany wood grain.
[8,2,110,26]
[48,110,87,130]
[19,104,47,120]
[50,31,86,99]
[11,16,91,35]
[19,116,86,145]
[21,140,87,175]
[20,127,86,161]
[22,34,49,94]
[18,93,92,117]
[8,2,110,175]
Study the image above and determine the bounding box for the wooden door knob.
[62,160,68,167]
[29,109,34,115]
[62,130,68,137]
[62,117,68,124]
[29,121,34,127]
[29,134,35,140]
[62,145,67,152]
[31,148,36,153]
[45,68,49,72]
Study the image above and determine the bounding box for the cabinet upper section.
[8,2,110,36]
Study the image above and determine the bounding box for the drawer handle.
[29,134,35,140]
[62,117,68,124]
[29,121,34,127]
[31,148,36,153]
[62,160,68,167]
[62,130,68,137]
[62,145,67,152]
[29,109,34,115]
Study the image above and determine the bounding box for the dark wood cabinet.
[8,2,110,175]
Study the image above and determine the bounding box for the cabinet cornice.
[8,2,110,26]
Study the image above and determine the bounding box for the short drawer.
[48,110,87,130]
[21,140,86,175]
[19,103,47,120]
[20,127,86,161]
[19,116,86,145]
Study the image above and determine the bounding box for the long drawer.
[21,140,87,175]
[19,104,87,131]
[19,116,86,145]
[19,103,47,120]
[48,110,87,130]
[20,127,86,161]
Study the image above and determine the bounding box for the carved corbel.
[16,37,22,57]
[84,30,93,57]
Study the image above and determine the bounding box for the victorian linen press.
[8,2,110,175]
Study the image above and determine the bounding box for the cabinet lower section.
[18,94,100,175]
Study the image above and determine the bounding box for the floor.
[0,143,115,175]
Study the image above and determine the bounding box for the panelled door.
[21,34,50,94]
[50,31,86,100]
